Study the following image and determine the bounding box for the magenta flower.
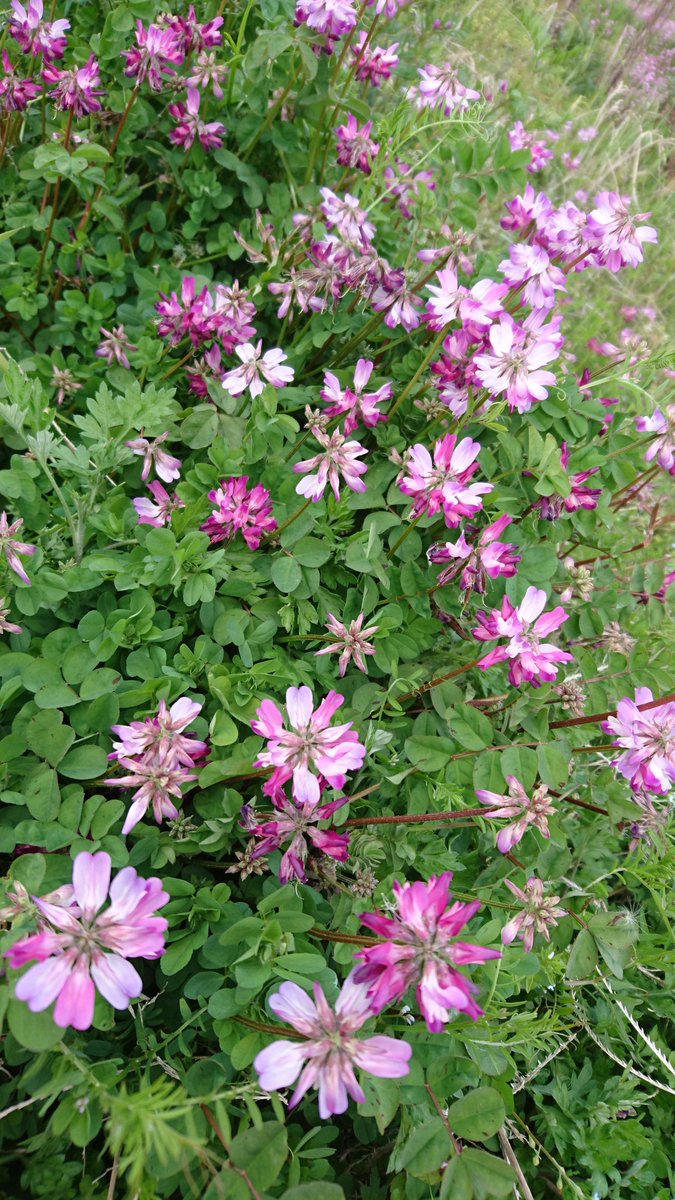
[5,851,168,1031]
[0,596,23,635]
[459,278,508,334]
[43,54,104,116]
[296,0,358,39]
[9,0,69,61]
[501,877,565,953]
[133,481,184,528]
[499,242,566,311]
[413,64,480,115]
[398,433,492,526]
[168,4,223,54]
[354,873,500,1031]
[0,51,41,110]
[371,267,423,330]
[251,685,366,806]
[107,753,197,835]
[250,791,350,883]
[0,511,36,586]
[602,688,675,795]
[501,184,553,232]
[336,114,380,174]
[254,972,411,1118]
[126,432,181,483]
[222,340,294,399]
[315,612,379,676]
[320,189,376,250]
[635,406,674,472]
[169,86,226,151]
[155,275,210,346]
[96,324,136,368]
[123,20,185,91]
[425,265,466,331]
[533,443,601,520]
[428,515,521,594]
[200,477,276,550]
[321,359,391,433]
[474,315,560,413]
[585,191,657,270]
[508,122,554,172]
[294,427,368,502]
[474,585,573,687]
[110,698,207,768]
[476,776,557,852]
[186,344,225,396]
[351,34,399,86]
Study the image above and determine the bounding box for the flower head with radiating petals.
[321,359,391,434]
[499,242,566,311]
[96,324,136,369]
[398,434,492,527]
[336,114,380,174]
[10,0,69,60]
[602,688,675,795]
[476,776,557,852]
[0,596,22,636]
[169,86,226,151]
[126,432,181,483]
[585,192,657,271]
[294,427,368,502]
[254,972,411,1118]
[425,265,466,331]
[412,64,480,116]
[43,54,104,115]
[474,586,573,687]
[501,877,565,953]
[320,189,376,250]
[0,511,36,586]
[5,851,168,1030]
[249,791,350,883]
[351,34,399,86]
[222,340,294,399]
[316,612,379,676]
[133,481,184,528]
[635,406,674,472]
[251,685,366,806]
[474,314,561,413]
[354,873,500,1031]
[123,20,184,90]
[200,477,276,550]
[0,50,42,110]
[428,515,521,595]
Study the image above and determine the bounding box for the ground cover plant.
[0,0,673,1196]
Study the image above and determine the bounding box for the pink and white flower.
[222,341,294,399]
[315,612,379,675]
[475,776,557,851]
[169,86,226,151]
[254,972,411,1118]
[0,50,42,110]
[635,406,674,472]
[294,427,368,502]
[474,586,573,687]
[320,359,391,433]
[425,265,466,331]
[351,34,399,86]
[0,596,22,636]
[501,877,565,953]
[474,315,560,413]
[320,189,376,250]
[9,0,69,60]
[585,192,657,271]
[126,432,181,483]
[412,64,480,115]
[499,242,566,311]
[428,515,521,594]
[398,434,492,526]
[43,54,103,115]
[200,477,276,550]
[602,688,675,795]
[133,481,184,528]
[0,511,36,586]
[249,791,350,883]
[123,20,184,91]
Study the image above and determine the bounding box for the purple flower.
[43,54,104,116]
[123,21,185,91]
[169,86,226,151]
[382,159,435,219]
[458,278,508,334]
[425,265,466,331]
[9,0,69,61]
[96,324,136,368]
[133,481,184,528]
[336,114,380,174]
[0,511,36,586]
[371,266,423,330]
[222,340,294,399]
[412,64,480,115]
[251,685,366,806]
[0,596,23,635]
[499,242,566,311]
[473,586,573,687]
[602,688,675,795]
[126,432,181,483]
[474,314,560,413]
[0,50,41,110]
[200,477,277,550]
[501,184,553,232]
[5,851,168,1030]
[320,188,376,250]
[254,972,411,1118]
[398,433,492,526]
[294,427,368,501]
[186,344,225,396]
[321,358,391,433]
[428,515,521,594]
[585,192,657,270]
[635,406,674,472]
[501,877,565,953]
[354,873,500,1031]
[508,122,554,172]
[295,0,358,40]
[168,4,223,54]
[187,50,228,98]
[533,442,601,520]
[351,34,399,86]
[250,791,350,883]
[476,776,557,851]
[155,275,212,346]
[315,612,379,675]
[107,751,197,835]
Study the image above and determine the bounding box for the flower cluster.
[476,776,558,851]
[602,689,675,795]
[428,515,521,595]
[474,586,573,687]
[201,477,277,550]
[398,434,493,526]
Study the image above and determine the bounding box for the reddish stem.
[344,807,489,828]
[550,691,675,730]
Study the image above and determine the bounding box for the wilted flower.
[126,432,181,483]
[476,776,557,851]
[222,340,294,399]
[51,365,82,405]
[9,0,69,61]
[96,324,136,368]
[321,359,391,433]
[187,50,228,97]
[133,481,184,528]
[398,433,492,526]
[428,515,521,594]
[294,427,368,502]
[0,512,36,586]
[315,612,379,675]
[474,585,573,687]
[200,477,276,550]
[602,688,675,795]
[0,50,41,110]
[336,114,380,174]
[226,840,269,879]
[249,791,350,883]
[254,972,411,1118]
[554,677,587,716]
[501,877,566,952]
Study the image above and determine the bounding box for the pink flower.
[501,184,553,231]
[476,776,557,851]
[371,267,422,330]
[315,612,379,675]
[187,50,228,97]
[321,359,391,433]
[602,688,675,795]
[43,54,103,116]
[474,315,560,413]
[133,481,184,527]
[155,275,212,346]
[501,877,565,953]
[9,0,69,61]
[533,443,601,520]
[126,432,181,483]
[428,515,521,594]
[186,343,225,395]
[222,340,294,399]
[5,851,168,1030]
[169,86,226,151]
[0,596,22,635]
[458,278,508,333]
[109,698,207,767]
[336,114,380,174]
[635,406,674,471]
[473,585,573,687]
[351,34,399,86]
[168,4,223,54]
[107,753,197,835]
[0,50,42,110]
[398,434,492,526]
[413,64,480,115]
[320,189,376,250]
[354,873,500,1031]
[249,791,350,883]
[200,477,276,550]
[0,511,36,586]
[382,159,435,219]
[295,0,358,40]
[96,324,136,368]
[251,685,366,806]
[508,122,554,172]
[254,972,411,1118]
[123,21,185,91]
[425,265,466,331]
[294,427,368,502]
[499,242,566,311]
[585,191,657,270]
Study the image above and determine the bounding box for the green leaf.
[282,1188,345,1200]
[394,1117,450,1177]
[229,1122,288,1190]
[290,537,331,567]
[58,745,109,780]
[25,711,75,767]
[448,1088,505,1142]
[565,929,598,980]
[7,998,63,1050]
[461,1149,515,1198]
[405,735,456,773]
[270,556,302,593]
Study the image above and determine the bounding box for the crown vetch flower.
[107,753,197,835]
[126,432,181,483]
[501,877,565,953]
[187,49,228,97]
[321,359,391,433]
[5,851,168,1030]
[354,873,501,1031]
[398,434,493,526]
[222,340,294,399]
[499,242,566,311]
[533,442,601,520]
[251,685,366,806]
[43,54,104,115]
[474,314,560,413]
[320,189,376,250]
[169,86,226,151]
[254,972,412,1118]
[635,406,674,472]
[294,427,368,502]
[110,698,206,767]
[9,0,69,60]
[0,596,23,636]
[0,50,41,110]
[200,477,276,550]
[413,64,480,115]
[428,515,521,594]
[0,511,36,586]
[351,33,399,86]
[123,20,185,91]
[133,481,184,528]
[425,265,466,331]
[336,114,380,174]
[155,275,212,346]
[96,324,136,369]
[602,688,675,795]
[371,266,423,330]
[315,612,379,676]
[585,191,657,271]
[295,0,358,40]
[250,791,350,883]
[168,4,223,54]
[475,776,557,851]
[474,586,573,687]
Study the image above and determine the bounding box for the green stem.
[386,512,423,560]
[260,496,313,545]
[387,325,449,422]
